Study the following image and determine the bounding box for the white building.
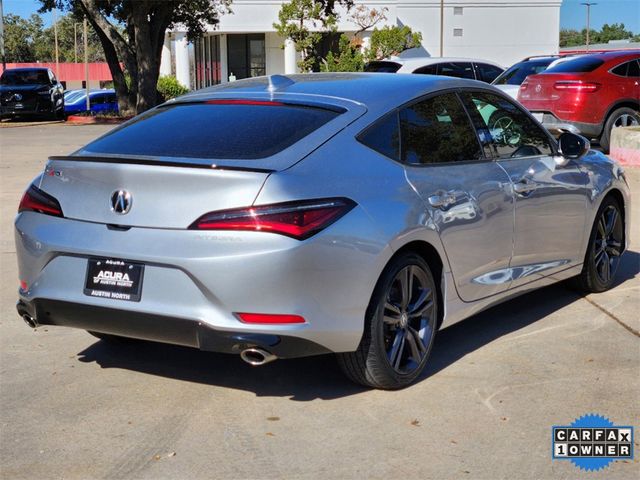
[162,0,563,90]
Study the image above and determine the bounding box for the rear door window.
[413,64,438,75]
[81,101,342,160]
[399,93,482,165]
[611,60,640,77]
[436,62,475,80]
[474,63,504,83]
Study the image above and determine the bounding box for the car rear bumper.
[16,298,331,358]
[533,112,603,139]
[15,209,389,355]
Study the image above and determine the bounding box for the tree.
[3,14,45,62]
[38,0,231,114]
[38,14,106,62]
[560,23,638,48]
[367,26,422,62]
[349,4,387,37]
[274,0,337,72]
[321,34,364,72]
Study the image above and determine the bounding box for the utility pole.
[439,0,444,57]
[74,22,77,63]
[84,18,89,111]
[53,7,59,75]
[581,2,597,50]
[0,0,6,71]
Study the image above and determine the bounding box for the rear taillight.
[18,185,63,217]
[554,81,601,92]
[520,80,529,91]
[189,198,356,240]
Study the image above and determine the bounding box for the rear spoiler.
[47,155,275,174]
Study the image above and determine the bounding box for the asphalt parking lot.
[1,123,638,479]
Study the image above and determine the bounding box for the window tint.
[462,91,553,159]
[413,64,438,75]
[492,59,555,85]
[475,63,504,83]
[364,61,402,73]
[612,60,640,77]
[399,93,482,165]
[437,62,475,79]
[358,112,400,161]
[81,103,341,160]
[0,69,49,85]
[544,56,604,73]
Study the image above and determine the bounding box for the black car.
[0,68,65,120]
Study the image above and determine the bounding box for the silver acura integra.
[15,74,630,389]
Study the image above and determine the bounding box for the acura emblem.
[110,189,132,214]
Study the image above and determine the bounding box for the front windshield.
[492,59,555,86]
[0,70,50,86]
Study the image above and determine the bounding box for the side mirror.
[558,132,590,159]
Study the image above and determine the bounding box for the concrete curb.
[609,126,640,167]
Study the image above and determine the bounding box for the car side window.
[399,93,482,165]
[437,62,475,80]
[413,64,438,75]
[357,111,400,161]
[461,91,553,159]
[475,63,503,83]
[611,60,640,77]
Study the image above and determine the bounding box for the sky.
[3,0,640,34]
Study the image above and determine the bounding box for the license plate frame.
[84,257,144,302]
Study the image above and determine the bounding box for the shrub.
[157,75,189,101]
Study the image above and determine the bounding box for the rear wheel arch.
[387,240,445,328]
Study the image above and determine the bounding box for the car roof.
[380,57,504,70]
[180,73,502,117]
[2,67,50,73]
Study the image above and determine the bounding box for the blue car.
[64,89,118,115]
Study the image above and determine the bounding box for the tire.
[574,196,624,293]
[599,107,640,153]
[337,253,439,389]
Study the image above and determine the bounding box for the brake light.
[520,80,529,91]
[236,313,306,324]
[18,185,63,217]
[189,198,356,240]
[554,81,601,92]
[204,99,285,106]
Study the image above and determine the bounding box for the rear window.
[81,102,341,160]
[364,61,402,73]
[544,56,604,74]
[492,59,554,85]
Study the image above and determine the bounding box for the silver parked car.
[15,74,630,389]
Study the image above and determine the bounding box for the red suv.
[518,51,640,151]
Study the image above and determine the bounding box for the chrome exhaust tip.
[22,313,38,329]
[240,348,277,366]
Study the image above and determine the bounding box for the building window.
[194,35,221,89]
[454,7,463,15]
[227,34,266,80]
[454,28,463,37]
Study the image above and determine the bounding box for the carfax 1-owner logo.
[552,414,634,471]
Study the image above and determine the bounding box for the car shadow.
[76,250,639,401]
